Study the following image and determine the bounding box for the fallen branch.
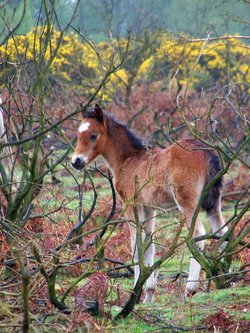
[187,35,250,43]
[63,256,134,274]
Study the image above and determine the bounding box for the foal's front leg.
[127,206,141,289]
[143,207,156,303]
[129,223,140,287]
[128,206,156,303]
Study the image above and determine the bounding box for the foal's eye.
[89,133,99,141]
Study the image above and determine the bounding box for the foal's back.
[116,138,209,210]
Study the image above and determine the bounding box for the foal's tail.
[202,151,223,214]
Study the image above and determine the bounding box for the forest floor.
[0,158,249,333]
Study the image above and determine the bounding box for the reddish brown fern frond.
[75,272,108,316]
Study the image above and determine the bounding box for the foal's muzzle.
[71,157,85,170]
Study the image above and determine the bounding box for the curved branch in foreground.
[54,170,97,252]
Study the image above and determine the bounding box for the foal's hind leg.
[207,200,228,252]
[173,187,206,296]
[185,218,206,295]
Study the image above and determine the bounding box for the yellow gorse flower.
[157,35,250,89]
[1,28,250,96]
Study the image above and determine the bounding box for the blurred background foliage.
[1,0,250,104]
[1,0,250,39]
[1,26,249,102]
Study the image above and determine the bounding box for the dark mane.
[83,107,151,151]
[122,123,151,151]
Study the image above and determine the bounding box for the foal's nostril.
[72,157,85,170]
[74,157,80,167]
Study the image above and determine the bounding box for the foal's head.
[71,104,107,170]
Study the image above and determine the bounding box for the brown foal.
[71,104,228,302]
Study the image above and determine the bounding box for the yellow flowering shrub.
[0,27,125,99]
[157,35,250,91]
[1,28,249,98]
[138,55,155,80]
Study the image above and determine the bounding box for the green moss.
[111,316,152,333]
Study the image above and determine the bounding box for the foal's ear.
[94,104,104,123]
[79,102,86,117]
